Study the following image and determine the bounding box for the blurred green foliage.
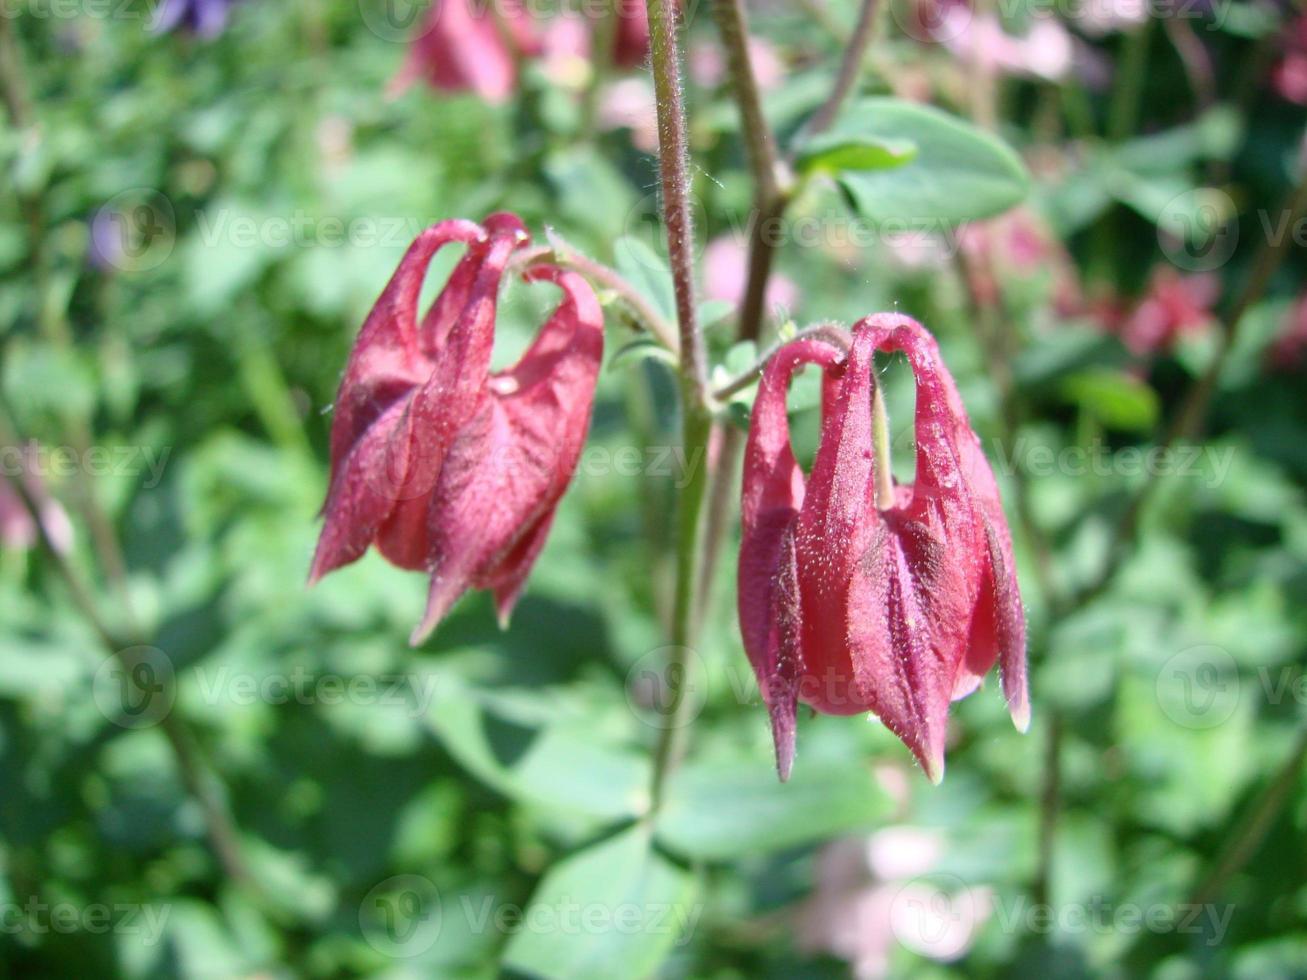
[1,0,1306,977]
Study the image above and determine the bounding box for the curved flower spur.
[310,213,604,643]
[738,314,1029,783]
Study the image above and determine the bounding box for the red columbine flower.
[390,0,653,104]
[310,213,604,643]
[738,314,1028,783]
[389,0,541,104]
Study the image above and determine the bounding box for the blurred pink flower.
[390,0,657,103]
[703,235,799,313]
[1266,294,1307,371]
[598,77,659,152]
[796,828,992,979]
[0,445,73,554]
[1113,267,1218,356]
[689,35,785,89]
[958,207,1082,314]
[940,11,1073,81]
[1271,14,1307,104]
[0,478,35,550]
[389,0,537,104]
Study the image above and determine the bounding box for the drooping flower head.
[738,315,1028,782]
[311,213,604,643]
[390,0,655,104]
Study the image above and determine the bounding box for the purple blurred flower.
[152,0,238,38]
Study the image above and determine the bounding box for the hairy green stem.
[711,324,851,402]
[534,234,680,354]
[646,0,706,400]
[644,0,711,812]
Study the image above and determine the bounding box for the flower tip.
[776,750,793,783]
[1010,700,1031,734]
[919,745,946,785]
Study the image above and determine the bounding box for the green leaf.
[425,678,652,821]
[609,336,679,371]
[823,98,1029,225]
[501,826,698,980]
[612,236,676,323]
[1059,367,1160,432]
[656,754,890,860]
[795,133,918,177]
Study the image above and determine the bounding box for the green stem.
[534,234,680,353]
[1189,723,1307,905]
[801,0,879,141]
[871,376,894,508]
[1107,19,1154,142]
[646,0,707,399]
[644,0,710,812]
[648,401,713,812]
[710,324,851,402]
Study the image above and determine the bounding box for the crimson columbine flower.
[310,213,604,643]
[391,0,654,104]
[738,314,1028,783]
[389,0,540,104]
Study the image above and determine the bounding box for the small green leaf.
[610,336,679,371]
[425,678,651,820]
[613,236,676,322]
[656,754,890,860]
[795,134,918,177]
[501,826,698,980]
[1060,367,1160,432]
[823,98,1029,225]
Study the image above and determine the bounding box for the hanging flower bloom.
[310,213,604,643]
[612,0,652,68]
[738,315,1028,782]
[389,0,540,104]
[391,0,657,103]
[1112,267,1218,356]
